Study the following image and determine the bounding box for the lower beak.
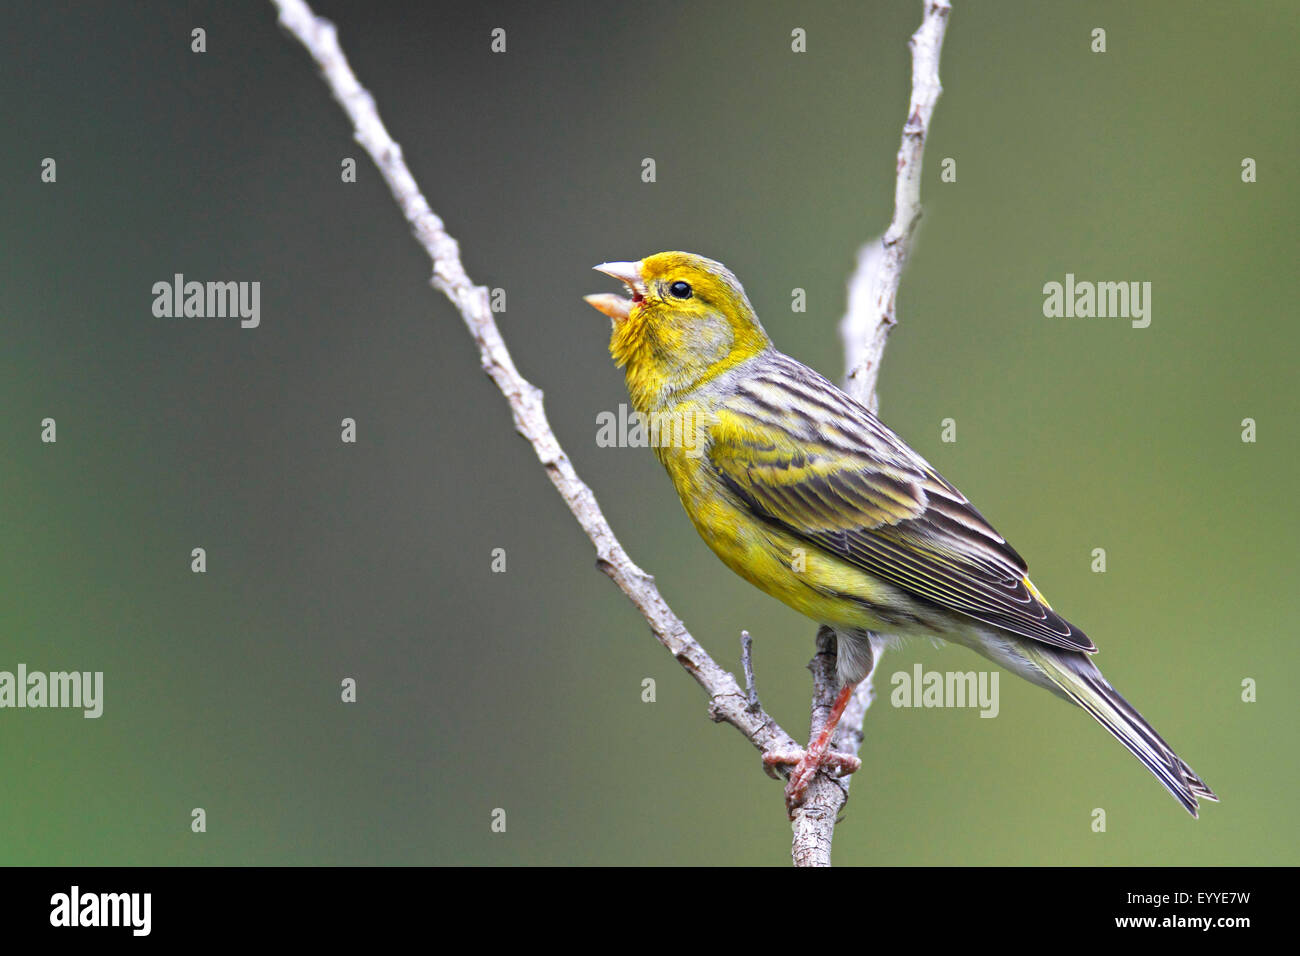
[585,260,645,322]
[584,293,633,322]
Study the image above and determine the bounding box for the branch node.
[740,630,762,713]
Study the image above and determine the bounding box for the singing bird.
[585,251,1216,816]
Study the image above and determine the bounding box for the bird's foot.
[763,680,861,814]
[763,747,862,812]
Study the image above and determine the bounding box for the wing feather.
[709,355,1095,653]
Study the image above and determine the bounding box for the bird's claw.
[762,747,862,810]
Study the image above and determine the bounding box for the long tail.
[1023,645,1217,817]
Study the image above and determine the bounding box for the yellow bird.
[586,251,1216,816]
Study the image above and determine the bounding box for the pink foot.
[762,682,861,813]
[764,747,861,799]
[763,747,862,816]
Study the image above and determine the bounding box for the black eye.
[669,280,692,299]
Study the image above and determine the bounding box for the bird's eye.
[669,280,692,299]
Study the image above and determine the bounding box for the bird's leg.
[762,681,861,806]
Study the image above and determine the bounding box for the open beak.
[584,260,645,322]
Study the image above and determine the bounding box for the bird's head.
[585,251,771,410]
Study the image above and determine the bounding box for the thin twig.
[740,630,761,713]
[270,0,800,796]
[843,0,952,413]
[795,0,952,866]
[271,0,950,868]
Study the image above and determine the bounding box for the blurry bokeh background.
[2,0,1295,865]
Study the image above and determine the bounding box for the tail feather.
[1025,646,1217,817]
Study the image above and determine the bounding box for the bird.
[584,250,1217,817]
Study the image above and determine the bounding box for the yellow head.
[586,252,772,412]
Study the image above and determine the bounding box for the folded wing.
[708,355,1095,653]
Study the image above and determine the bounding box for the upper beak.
[584,260,645,322]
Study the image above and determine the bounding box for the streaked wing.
[708,354,1095,653]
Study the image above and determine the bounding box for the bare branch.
[270,0,802,787]
[794,0,952,866]
[790,630,853,866]
[271,0,950,868]
[740,630,761,713]
[843,0,952,414]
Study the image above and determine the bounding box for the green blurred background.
[2,0,1295,865]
